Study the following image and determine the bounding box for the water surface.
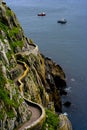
[5,0,87,129]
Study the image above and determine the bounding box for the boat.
[37,12,46,16]
[57,18,67,24]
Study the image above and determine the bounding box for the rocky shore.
[0,1,72,130]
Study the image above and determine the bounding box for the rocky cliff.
[0,1,72,130]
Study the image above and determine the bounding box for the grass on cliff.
[0,21,24,52]
[0,85,19,119]
[0,69,7,87]
[42,109,59,130]
[0,69,20,119]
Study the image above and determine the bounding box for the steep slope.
[0,2,34,129]
[0,1,72,130]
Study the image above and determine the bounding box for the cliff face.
[0,2,71,130]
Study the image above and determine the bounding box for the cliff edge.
[0,1,72,130]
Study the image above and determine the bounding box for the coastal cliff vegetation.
[0,1,72,130]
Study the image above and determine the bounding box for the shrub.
[42,109,59,130]
[0,70,6,87]
[11,40,23,52]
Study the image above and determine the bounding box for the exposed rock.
[60,89,67,95]
[0,2,72,130]
[0,39,9,65]
[63,101,71,107]
[58,114,72,130]
[0,0,3,4]
[44,56,66,112]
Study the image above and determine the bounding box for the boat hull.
[37,13,46,16]
[57,19,67,24]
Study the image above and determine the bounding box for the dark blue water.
[5,0,87,129]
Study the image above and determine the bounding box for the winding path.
[14,44,72,130]
[17,60,45,130]
[18,105,41,130]
[16,44,39,56]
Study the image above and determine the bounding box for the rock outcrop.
[0,1,72,130]
[58,114,72,130]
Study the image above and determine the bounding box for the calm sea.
[5,0,87,129]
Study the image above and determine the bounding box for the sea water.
[5,0,87,129]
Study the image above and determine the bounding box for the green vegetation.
[42,109,59,130]
[0,70,20,119]
[6,8,12,16]
[0,87,19,109]
[9,27,19,37]
[11,40,24,52]
[0,84,20,119]
[29,38,34,44]
[0,110,4,120]
[31,95,35,102]
[0,20,24,52]
[7,110,15,118]
[0,21,8,32]
[0,69,6,87]
[8,27,24,52]
[0,87,14,119]
[6,50,13,61]
[0,21,8,42]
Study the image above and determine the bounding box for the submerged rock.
[63,101,71,107]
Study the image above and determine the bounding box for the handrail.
[17,60,45,130]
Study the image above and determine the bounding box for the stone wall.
[23,98,46,130]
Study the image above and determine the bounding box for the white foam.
[63,112,68,116]
[65,87,71,92]
[71,78,75,82]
